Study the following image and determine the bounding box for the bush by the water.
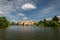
[0,17,10,28]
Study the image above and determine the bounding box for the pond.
[0,26,60,40]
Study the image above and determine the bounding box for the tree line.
[0,16,60,28]
[36,16,60,27]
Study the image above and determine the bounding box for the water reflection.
[0,26,60,40]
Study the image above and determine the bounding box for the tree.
[0,17,10,28]
[44,19,47,26]
[44,19,46,22]
[52,16,59,22]
[11,22,17,25]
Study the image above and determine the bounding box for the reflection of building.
[18,20,36,26]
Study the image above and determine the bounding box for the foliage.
[36,16,60,27]
[0,17,10,28]
[10,22,17,25]
[52,16,59,22]
[36,21,44,26]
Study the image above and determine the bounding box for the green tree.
[11,22,17,25]
[52,16,59,22]
[0,17,10,28]
[44,19,47,26]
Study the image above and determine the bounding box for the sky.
[0,0,60,22]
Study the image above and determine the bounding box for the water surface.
[0,26,60,40]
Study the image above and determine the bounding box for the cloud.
[0,11,4,14]
[24,17,27,19]
[0,11,9,14]
[46,18,52,20]
[23,17,30,20]
[28,5,57,20]
[40,6,56,14]
[21,3,36,10]
[57,16,60,18]
[18,13,25,16]
[11,19,16,22]
[17,13,30,20]
[0,10,10,16]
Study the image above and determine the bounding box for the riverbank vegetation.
[10,22,18,25]
[0,17,10,28]
[0,16,60,28]
[36,16,60,27]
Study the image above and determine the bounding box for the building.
[18,20,36,26]
[18,20,23,25]
[58,17,60,20]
